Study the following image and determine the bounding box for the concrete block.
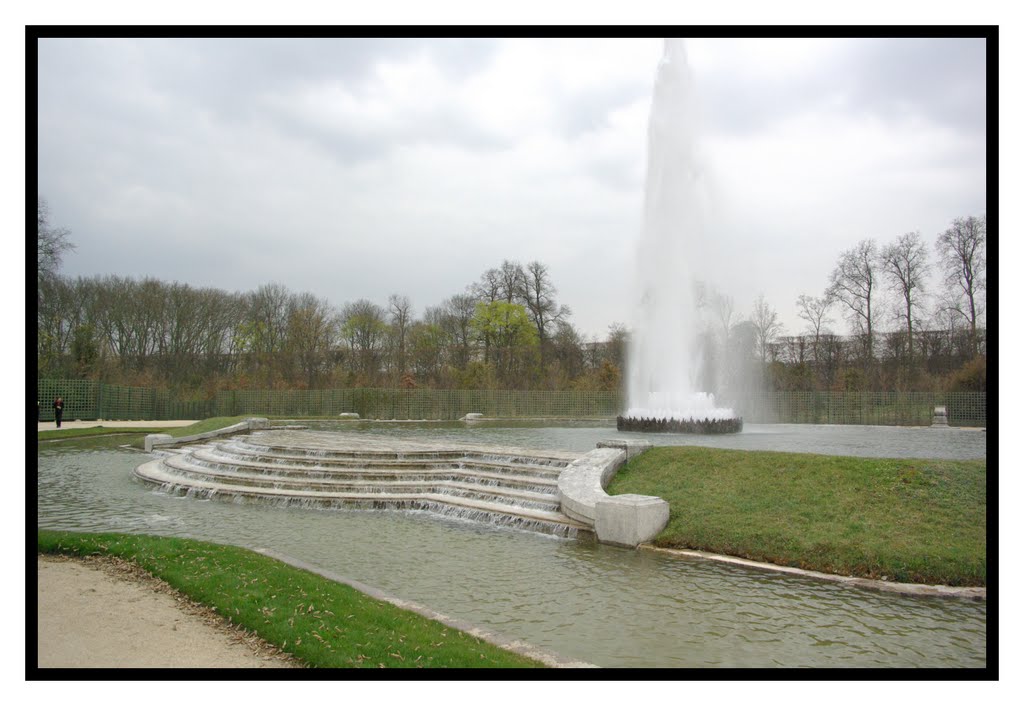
[144,433,173,453]
[595,494,669,548]
[247,417,270,429]
[461,413,484,421]
[338,413,360,419]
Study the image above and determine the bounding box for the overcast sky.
[36,35,987,340]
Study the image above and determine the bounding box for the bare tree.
[750,294,784,364]
[796,292,834,365]
[286,293,336,388]
[340,299,388,382]
[387,294,414,380]
[880,231,929,364]
[407,319,446,384]
[37,197,75,283]
[438,292,477,369]
[471,268,503,363]
[935,215,986,355]
[828,239,879,361]
[521,260,570,364]
[472,267,502,304]
[37,275,82,375]
[605,323,630,373]
[550,320,586,382]
[497,259,527,304]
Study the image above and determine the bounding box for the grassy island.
[607,446,986,587]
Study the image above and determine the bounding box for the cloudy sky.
[36,34,987,340]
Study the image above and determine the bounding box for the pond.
[294,419,988,459]
[36,422,987,669]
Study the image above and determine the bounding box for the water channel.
[36,422,987,668]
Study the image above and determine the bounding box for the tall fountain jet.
[619,38,741,434]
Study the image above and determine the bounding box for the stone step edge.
[196,450,563,477]
[217,441,571,471]
[231,436,577,463]
[160,457,559,503]
[135,460,588,529]
[184,449,559,486]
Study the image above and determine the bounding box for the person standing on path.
[52,396,64,428]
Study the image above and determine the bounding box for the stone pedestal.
[595,494,670,548]
[144,433,173,452]
[932,406,949,427]
[616,415,742,434]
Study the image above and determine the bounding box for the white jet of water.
[625,38,736,422]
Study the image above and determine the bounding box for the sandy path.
[37,420,198,431]
[36,555,300,669]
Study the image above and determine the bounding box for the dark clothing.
[52,399,63,428]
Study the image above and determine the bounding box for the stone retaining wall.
[556,439,667,548]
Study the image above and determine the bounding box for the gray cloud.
[695,37,986,138]
[36,37,989,340]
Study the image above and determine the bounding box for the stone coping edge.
[556,439,666,547]
[642,545,986,601]
[557,439,654,525]
[145,417,270,452]
[251,548,597,668]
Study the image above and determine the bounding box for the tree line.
[37,239,627,395]
[37,196,985,397]
[754,216,986,393]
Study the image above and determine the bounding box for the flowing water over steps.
[134,430,590,537]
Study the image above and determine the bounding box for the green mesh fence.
[35,380,986,427]
[739,391,987,427]
[212,388,622,420]
[36,379,212,422]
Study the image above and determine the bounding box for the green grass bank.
[607,447,986,587]
[37,416,250,443]
[37,530,546,669]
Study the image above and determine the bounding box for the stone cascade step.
[217,438,569,477]
[159,453,562,512]
[134,430,589,537]
[183,447,560,494]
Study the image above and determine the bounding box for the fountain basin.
[616,415,743,434]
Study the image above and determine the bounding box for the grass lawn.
[607,446,986,587]
[37,416,251,443]
[37,426,171,441]
[37,530,545,669]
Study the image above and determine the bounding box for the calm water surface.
[296,419,988,459]
[36,423,987,668]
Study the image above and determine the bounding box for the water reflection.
[36,430,986,668]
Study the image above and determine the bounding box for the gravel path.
[37,420,197,431]
[36,555,300,669]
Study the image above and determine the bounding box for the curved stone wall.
[556,439,668,548]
